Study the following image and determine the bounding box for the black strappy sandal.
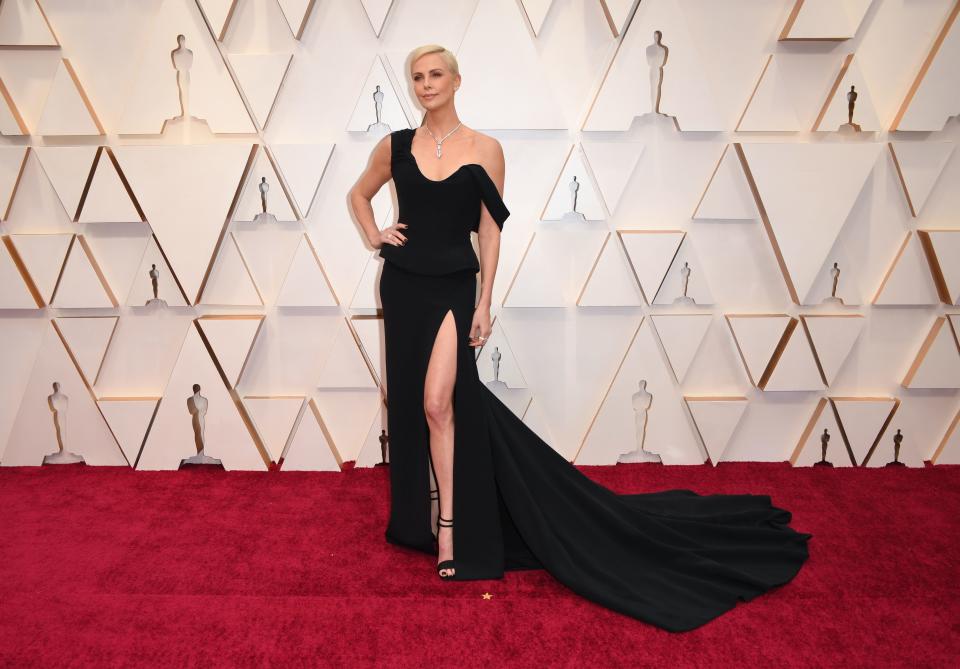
[436,514,456,579]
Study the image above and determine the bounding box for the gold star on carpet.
[481,592,493,600]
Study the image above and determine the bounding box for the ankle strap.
[437,515,453,527]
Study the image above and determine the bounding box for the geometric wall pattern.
[1,0,958,471]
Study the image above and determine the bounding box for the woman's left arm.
[470,139,506,346]
[476,140,505,306]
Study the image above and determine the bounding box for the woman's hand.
[369,222,408,249]
[468,304,492,348]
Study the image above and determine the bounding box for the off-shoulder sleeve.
[466,164,510,231]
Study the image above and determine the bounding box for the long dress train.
[377,127,812,632]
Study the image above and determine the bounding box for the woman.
[348,44,812,632]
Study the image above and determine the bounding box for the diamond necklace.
[422,121,463,158]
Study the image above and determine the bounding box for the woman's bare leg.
[425,309,457,577]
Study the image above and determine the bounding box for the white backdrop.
[0,0,957,470]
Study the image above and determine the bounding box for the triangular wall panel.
[138,323,266,470]
[77,148,143,223]
[2,322,125,467]
[35,59,102,136]
[116,144,253,303]
[790,398,855,467]
[53,316,118,387]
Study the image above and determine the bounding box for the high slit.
[376,127,812,632]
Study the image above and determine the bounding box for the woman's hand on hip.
[370,222,407,249]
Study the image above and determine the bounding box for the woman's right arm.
[349,134,407,250]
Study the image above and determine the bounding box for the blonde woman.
[348,44,812,632]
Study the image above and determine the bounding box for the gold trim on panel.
[692,144,739,218]
[650,313,713,384]
[758,317,798,390]
[195,314,265,388]
[617,229,685,304]
[734,143,800,304]
[930,407,960,463]
[303,397,344,470]
[901,316,947,386]
[195,144,258,305]
[538,144,577,222]
[827,398,870,466]
[887,143,919,217]
[917,229,957,304]
[73,146,102,222]
[890,1,960,130]
[345,314,385,398]
[501,230,537,307]
[229,232,265,305]
[51,316,115,392]
[683,396,748,464]
[150,233,192,305]
[844,397,901,466]
[192,318,271,467]
[50,318,129,464]
[573,315,646,464]
[128,396,162,469]
[260,145,301,218]
[789,396,827,465]
[302,233,340,307]
[778,0,806,40]
[800,313,864,386]
[577,3,636,131]
[32,0,61,45]
[735,54,772,131]
[597,0,619,37]
[47,234,75,305]
[2,235,44,307]
[281,0,318,40]
[812,53,854,131]
[53,315,119,388]
[0,77,29,134]
[1,147,29,221]
[798,316,828,386]
[61,58,105,135]
[871,231,911,304]
[575,231,611,306]
[105,147,147,222]
[78,234,119,306]
[723,313,791,387]
[947,314,960,352]
[260,55,294,131]
[195,0,241,41]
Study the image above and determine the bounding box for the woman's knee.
[424,391,453,426]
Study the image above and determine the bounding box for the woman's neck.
[422,110,463,136]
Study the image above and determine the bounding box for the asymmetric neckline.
[405,127,488,184]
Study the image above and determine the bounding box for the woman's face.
[411,53,460,109]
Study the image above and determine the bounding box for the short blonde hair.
[408,44,460,79]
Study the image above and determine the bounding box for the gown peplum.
[377,127,812,632]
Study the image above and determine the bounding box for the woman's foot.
[436,516,455,578]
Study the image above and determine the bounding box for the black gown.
[377,127,812,632]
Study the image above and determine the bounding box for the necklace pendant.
[436,144,442,158]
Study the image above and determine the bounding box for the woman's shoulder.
[468,130,505,181]
[468,129,503,156]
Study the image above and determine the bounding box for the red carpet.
[0,461,956,668]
